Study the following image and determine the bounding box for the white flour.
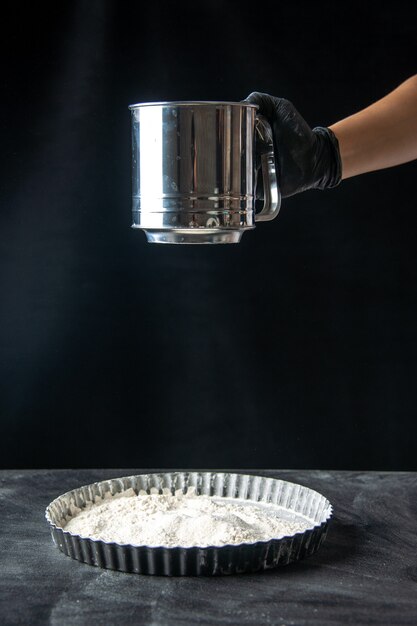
[64,487,312,547]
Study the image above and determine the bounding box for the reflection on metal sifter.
[128,101,281,244]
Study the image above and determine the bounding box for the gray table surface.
[1,469,417,626]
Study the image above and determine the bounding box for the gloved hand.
[243,92,342,198]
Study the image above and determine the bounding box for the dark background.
[1,0,416,470]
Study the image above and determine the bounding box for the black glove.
[244,92,342,198]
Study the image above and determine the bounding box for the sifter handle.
[254,115,281,221]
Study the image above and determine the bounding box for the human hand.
[244,92,342,198]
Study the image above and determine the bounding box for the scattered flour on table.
[64,487,312,547]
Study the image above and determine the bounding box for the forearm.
[329,75,417,180]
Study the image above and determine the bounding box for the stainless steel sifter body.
[128,101,281,244]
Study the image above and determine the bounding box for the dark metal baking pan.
[45,471,333,576]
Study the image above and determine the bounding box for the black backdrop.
[1,0,416,470]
